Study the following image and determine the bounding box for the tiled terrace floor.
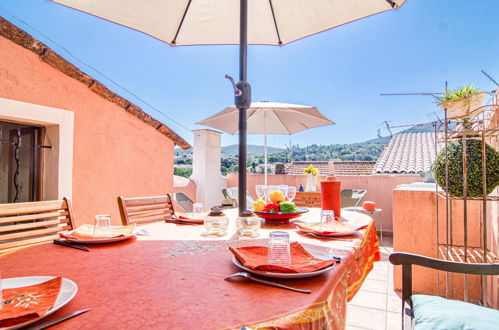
[347,236,404,330]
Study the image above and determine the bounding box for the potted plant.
[437,85,486,119]
[433,139,499,198]
[303,165,320,192]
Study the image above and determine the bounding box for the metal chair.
[340,189,367,208]
[0,198,76,252]
[224,187,254,207]
[173,192,194,213]
[389,252,499,329]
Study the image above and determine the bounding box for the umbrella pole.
[237,0,250,212]
[264,132,268,186]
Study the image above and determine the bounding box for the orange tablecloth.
[0,209,379,329]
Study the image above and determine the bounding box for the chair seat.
[412,294,499,330]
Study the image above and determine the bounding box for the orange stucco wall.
[0,36,175,226]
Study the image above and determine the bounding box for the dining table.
[0,208,380,329]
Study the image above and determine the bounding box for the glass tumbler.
[236,211,261,238]
[320,210,335,230]
[267,231,291,266]
[192,203,204,219]
[93,214,111,237]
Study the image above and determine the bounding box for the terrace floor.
[347,236,403,330]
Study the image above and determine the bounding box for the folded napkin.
[59,224,135,240]
[165,215,204,225]
[229,242,338,273]
[0,277,62,327]
[295,221,367,236]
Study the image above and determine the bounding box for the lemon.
[253,198,266,212]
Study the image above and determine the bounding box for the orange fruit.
[269,191,286,204]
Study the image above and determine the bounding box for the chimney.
[190,129,224,209]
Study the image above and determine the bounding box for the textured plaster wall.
[0,37,174,226]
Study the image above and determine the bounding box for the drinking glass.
[320,210,335,230]
[278,185,288,197]
[193,202,204,219]
[265,185,278,201]
[93,215,111,237]
[255,185,266,200]
[286,186,297,202]
[267,231,291,265]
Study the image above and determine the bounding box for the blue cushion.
[412,294,499,330]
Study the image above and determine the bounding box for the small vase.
[305,174,316,192]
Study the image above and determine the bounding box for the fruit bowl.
[254,207,309,223]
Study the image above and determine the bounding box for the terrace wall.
[226,173,422,232]
[0,36,175,226]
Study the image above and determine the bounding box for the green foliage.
[174,167,192,178]
[439,85,481,103]
[433,139,499,198]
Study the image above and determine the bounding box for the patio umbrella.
[197,101,334,185]
[52,0,406,211]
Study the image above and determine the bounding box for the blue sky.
[1,0,498,148]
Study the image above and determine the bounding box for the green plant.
[433,139,499,198]
[438,85,481,103]
[174,167,192,178]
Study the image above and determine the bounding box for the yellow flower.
[303,165,319,176]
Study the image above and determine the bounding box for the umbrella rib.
[268,0,283,45]
[272,110,292,134]
[171,0,193,45]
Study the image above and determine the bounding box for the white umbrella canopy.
[197,101,334,184]
[52,0,406,211]
[197,101,334,135]
[52,0,406,46]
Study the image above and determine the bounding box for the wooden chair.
[118,194,175,225]
[0,198,76,252]
[294,192,322,207]
[389,252,499,329]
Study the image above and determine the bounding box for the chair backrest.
[294,192,322,208]
[340,189,367,208]
[118,194,175,225]
[173,192,194,213]
[225,187,254,207]
[0,198,75,252]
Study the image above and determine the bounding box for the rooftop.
[373,132,440,174]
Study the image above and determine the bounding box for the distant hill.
[222,144,284,156]
[174,122,439,161]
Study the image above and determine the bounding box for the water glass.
[278,185,288,196]
[286,186,297,202]
[192,202,204,219]
[255,185,266,200]
[265,185,278,201]
[93,215,111,237]
[320,210,335,229]
[267,231,291,265]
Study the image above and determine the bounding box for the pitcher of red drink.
[320,179,341,218]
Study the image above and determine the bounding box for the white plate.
[232,256,336,279]
[60,231,134,244]
[0,276,78,330]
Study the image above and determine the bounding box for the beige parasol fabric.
[197,101,334,135]
[52,0,406,46]
[197,101,334,184]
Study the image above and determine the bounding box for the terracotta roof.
[285,161,376,176]
[373,132,440,174]
[332,161,376,176]
[285,161,330,176]
[0,17,191,150]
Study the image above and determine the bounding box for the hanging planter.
[437,86,486,120]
